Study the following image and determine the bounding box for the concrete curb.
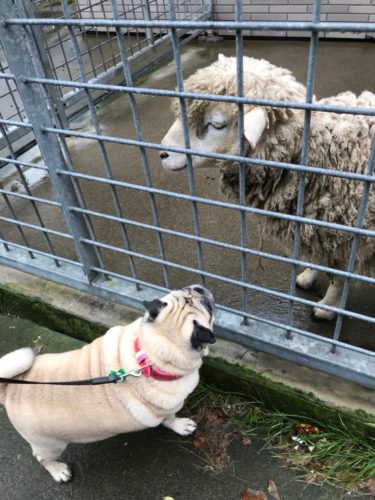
[1,265,375,433]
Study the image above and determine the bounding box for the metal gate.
[0,0,374,387]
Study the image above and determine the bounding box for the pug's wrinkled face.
[143,285,215,351]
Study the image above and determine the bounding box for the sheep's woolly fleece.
[174,56,375,274]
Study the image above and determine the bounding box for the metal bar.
[1,8,209,154]
[17,0,69,130]
[286,0,321,338]
[0,228,10,252]
[0,59,25,122]
[0,157,47,170]
[141,0,155,47]
[14,75,375,118]
[42,126,375,184]
[0,215,72,239]
[60,0,140,286]
[216,301,375,354]
[80,237,375,323]
[0,118,33,128]
[331,140,375,349]
[111,0,170,289]
[5,19,375,33]
[0,121,61,266]
[0,0,101,281]
[0,181,34,259]
[235,0,249,325]
[56,168,375,238]
[70,205,375,285]
[168,0,206,286]
[0,188,61,207]
[0,238,82,267]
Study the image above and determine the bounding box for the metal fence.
[0,0,374,387]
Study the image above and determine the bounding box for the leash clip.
[109,368,127,383]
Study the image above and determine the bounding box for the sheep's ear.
[218,53,227,62]
[244,107,269,150]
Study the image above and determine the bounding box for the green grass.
[186,383,375,489]
[245,410,375,486]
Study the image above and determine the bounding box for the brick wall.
[213,0,375,38]
[75,1,375,39]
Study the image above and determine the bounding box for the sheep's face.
[160,104,238,170]
[160,53,306,172]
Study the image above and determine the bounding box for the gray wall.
[75,1,375,39]
[213,0,375,38]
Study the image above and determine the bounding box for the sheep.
[160,54,375,321]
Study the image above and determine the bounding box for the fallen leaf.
[215,407,227,418]
[241,488,268,500]
[295,423,320,435]
[242,436,252,445]
[355,477,375,493]
[206,411,223,425]
[192,434,209,449]
[306,472,321,485]
[283,454,313,468]
[267,480,281,500]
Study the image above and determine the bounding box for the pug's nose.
[160,152,169,160]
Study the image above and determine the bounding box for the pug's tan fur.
[0,286,215,482]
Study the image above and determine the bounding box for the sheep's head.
[160,54,305,171]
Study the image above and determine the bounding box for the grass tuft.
[185,383,375,490]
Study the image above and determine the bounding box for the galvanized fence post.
[141,0,155,47]
[16,0,70,131]
[0,0,101,282]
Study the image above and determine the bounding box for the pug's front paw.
[45,461,72,483]
[163,416,197,436]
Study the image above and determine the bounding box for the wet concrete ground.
[0,314,352,499]
[1,38,374,350]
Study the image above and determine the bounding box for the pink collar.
[134,339,183,382]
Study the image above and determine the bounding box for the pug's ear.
[143,299,167,321]
[191,320,216,349]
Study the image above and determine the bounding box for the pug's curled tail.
[0,348,35,404]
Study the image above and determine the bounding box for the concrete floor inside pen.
[1,37,374,349]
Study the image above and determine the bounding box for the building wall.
[74,0,375,39]
[212,0,375,38]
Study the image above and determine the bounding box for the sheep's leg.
[296,268,320,290]
[312,275,344,322]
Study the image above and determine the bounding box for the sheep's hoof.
[296,280,310,291]
[296,275,315,290]
[311,307,336,322]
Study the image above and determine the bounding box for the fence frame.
[0,0,374,388]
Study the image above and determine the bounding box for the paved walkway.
[0,314,355,499]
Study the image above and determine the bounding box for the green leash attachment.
[108,368,127,383]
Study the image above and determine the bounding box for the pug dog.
[0,284,215,482]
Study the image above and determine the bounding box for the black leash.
[0,367,145,386]
[0,376,119,386]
